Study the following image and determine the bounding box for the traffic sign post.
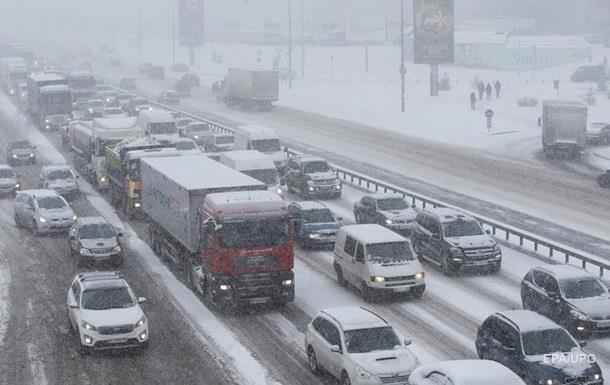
[485,109,494,134]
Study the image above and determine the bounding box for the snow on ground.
[0,246,10,350]
[0,91,281,385]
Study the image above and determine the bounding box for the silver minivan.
[333,224,426,301]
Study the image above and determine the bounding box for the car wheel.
[440,257,453,276]
[362,282,374,302]
[307,346,322,375]
[31,220,40,236]
[334,263,347,287]
[14,214,21,228]
[341,371,351,385]
[411,286,425,300]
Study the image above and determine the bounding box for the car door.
[476,316,499,359]
[314,318,335,373]
[286,159,299,191]
[342,236,358,285]
[324,321,344,378]
[67,281,81,329]
[69,224,80,253]
[353,242,367,290]
[530,271,554,317]
[23,196,35,225]
[426,218,444,264]
[288,205,303,240]
[495,322,521,372]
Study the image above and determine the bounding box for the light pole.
[400,0,406,112]
[171,0,176,65]
[138,0,143,57]
[288,0,293,89]
[301,0,305,80]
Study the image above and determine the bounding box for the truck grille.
[463,246,494,260]
[97,324,134,335]
[234,273,281,300]
[92,248,114,254]
[385,275,415,282]
[232,255,277,271]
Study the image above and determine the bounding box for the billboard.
[179,0,205,47]
[413,0,454,64]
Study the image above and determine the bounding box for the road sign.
[485,109,494,118]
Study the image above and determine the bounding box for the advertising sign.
[179,0,205,47]
[413,0,454,64]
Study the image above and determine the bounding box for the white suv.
[67,272,149,355]
[304,307,417,385]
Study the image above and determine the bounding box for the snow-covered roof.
[295,154,327,163]
[42,165,74,174]
[142,155,264,191]
[93,117,138,130]
[537,264,594,281]
[138,109,174,122]
[426,207,472,222]
[29,73,65,82]
[23,189,63,198]
[339,224,406,244]
[220,150,275,171]
[68,70,93,78]
[0,164,15,171]
[40,84,70,93]
[292,201,329,211]
[496,310,560,332]
[366,193,405,201]
[321,307,387,331]
[411,360,525,385]
[205,190,285,217]
[237,124,278,139]
[77,216,110,225]
[126,147,184,161]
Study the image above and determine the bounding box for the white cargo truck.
[222,68,279,110]
[542,100,587,159]
[233,124,287,182]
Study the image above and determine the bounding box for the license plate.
[110,339,128,344]
[394,287,410,293]
[472,261,489,266]
[249,298,269,305]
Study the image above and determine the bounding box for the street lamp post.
[400,0,406,112]
[288,0,293,90]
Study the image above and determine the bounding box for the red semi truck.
[140,156,295,308]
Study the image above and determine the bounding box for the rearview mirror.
[138,297,147,304]
[330,345,342,354]
[403,337,412,346]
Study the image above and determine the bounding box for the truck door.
[341,236,358,285]
[354,242,367,290]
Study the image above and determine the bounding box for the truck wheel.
[334,263,347,287]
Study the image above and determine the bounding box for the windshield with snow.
[377,198,409,211]
[442,219,484,238]
[344,326,400,353]
[522,329,578,356]
[149,122,177,135]
[218,218,289,249]
[9,140,31,149]
[47,169,73,180]
[367,242,414,263]
[302,208,335,224]
[187,123,209,133]
[81,287,135,310]
[242,169,278,186]
[174,141,197,150]
[251,139,281,153]
[43,92,72,115]
[37,196,67,210]
[303,161,331,174]
[79,224,115,239]
[561,278,608,299]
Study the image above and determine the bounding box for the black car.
[288,201,341,249]
[571,65,608,83]
[6,140,36,165]
[598,170,610,188]
[476,310,603,385]
[286,155,341,199]
[68,216,124,266]
[521,265,610,339]
[411,207,501,275]
[353,193,417,236]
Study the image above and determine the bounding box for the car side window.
[326,323,341,347]
[26,196,34,208]
[312,317,323,334]
[361,197,371,207]
[496,322,517,349]
[344,236,357,256]
[288,205,300,217]
[428,219,441,236]
[355,243,364,263]
[416,214,429,230]
[71,281,81,303]
[533,271,559,294]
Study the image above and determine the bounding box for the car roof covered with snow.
[293,154,327,164]
[534,264,595,281]
[76,272,129,291]
[424,207,474,222]
[291,201,330,211]
[76,216,111,226]
[365,193,406,201]
[40,84,70,93]
[21,189,63,198]
[220,150,276,171]
[409,360,526,385]
[320,307,388,331]
[41,164,73,173]
[138,109,174,122]
[339,224,407,244]
[495,310,561,333]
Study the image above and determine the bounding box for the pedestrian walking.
[494,80,502,98]
[485,83,492,100]
[470,92,477,110]
[478,81,485,101]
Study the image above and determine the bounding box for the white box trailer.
[224,68,279,110]
[542,100,587,159]
[141,156,267,253]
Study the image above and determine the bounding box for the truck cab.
[39,85,72,131]
[234,124,287,181]
[219,150,283,196]
[137,110,178,144]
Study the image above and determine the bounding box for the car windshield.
[176,120,192,128]
[47,169,73,180]
[377,198,409,211]
[188,123,209,133]
[81,287,135,310]
[218,218,289,248]
[89,100,104,108]
[37,196,67,210]
[0,169,16,178]
[215,135,234,144]
[303,161,330,174]
[302,208,335,223]
[367,242,415,263]
[10,141,31,149]
[242,169,278,186]
[79,223,115,239]
[442,219,484,237]
[561,278,608,299]
[522,329,578,356]
[174,141,197,150]
[344,327,400,354]
[149,122,177,135]
[252,139,281,153]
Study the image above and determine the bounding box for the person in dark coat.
[485,83,492,100]
[478,81,485,101]
[494,80,502,98]
[470,92,477,110]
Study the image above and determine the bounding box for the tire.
[32,220,40,236]
[490,262,501,274]
[411,286,425,300]
[307,346,322,375]
[440,257,454,276]
[362,282,374,302]
[14,214,21,228]
[341,371,351,385]
[334,263,347,287]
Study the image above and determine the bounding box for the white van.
[333,224,426,300]
[219,150,283,195]
[233,125,287,180]
[137,109,178,144]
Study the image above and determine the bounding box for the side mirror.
[69,235,75,240]
[579,340,587,348]
[138,297,147,304]
[330,345,342,354]
[485,229,491,235]
[403,337,413,346]
[117,232,124,238]
[336,216,343,222]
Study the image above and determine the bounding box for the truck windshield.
[366,242,414,263]
[10,72,27,83]
[9,140,31,149]
[219,218,289,248]
[377,198,408,211]
[442,219,484,238]
[252,139,281,153]
[242,169,278,186]
[149,122,177,135]
[68,77,94,89]
[188,123,209,133]
[174,141,197,150]
[43,92,72,115]
[302,209,334,224]
[303,161,330,174]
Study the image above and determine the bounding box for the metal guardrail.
[112,87,610,277]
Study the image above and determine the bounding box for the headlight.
[539,380,558,385]
[282,279,293,286]
[12,154,17,158]
[449,247,464,259]
[385,218,393,225]
[570,309,588,321]
[29,153,35,158]
[356,366,375,381]
[45,119,50,123]
[112,245,122,253]
[493,243,502,254]
[219,284,230,291]
[414,272,425,280]
[335,184,341,190]
[39,217,47,223]
[135,315,147,328]
[372,276,385,283]
[99,176,106,182]
[194,135,199,139]
[592,374,601,381]
[276,187,283,194]
[80,248,92,256]
[81,320,96,331]
[308,233,321,239]
[308,186,314,191]
[133,201,141,208]
[72,215,77,220]
[14,183,20,188]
